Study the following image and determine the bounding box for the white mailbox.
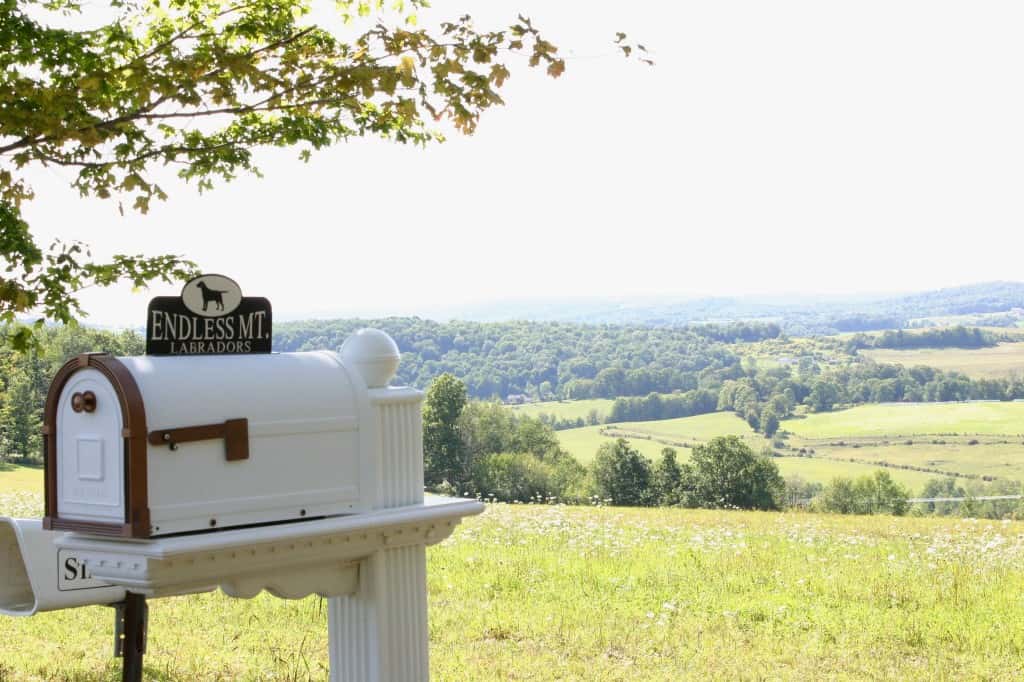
[43,330,412,538]
[5,323,482,682]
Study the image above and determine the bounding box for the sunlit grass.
[2,488,1024,680]
[556,424,669,465]
[862,342,1024,379]
[0,463,44,496]
[783,402,1024,439]
[556,412,938,492]
[508,398,615,423]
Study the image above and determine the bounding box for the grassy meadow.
[818,441,1024,483]
[2,477,1024,680]
[556,424,669,465]
[508,398,615,423]
[556,411,938,492]
[557,412,770,466]
[862,342,1024,379]
[782,402,1024,439]
[0,463,44,494]
[550,402,1024,495]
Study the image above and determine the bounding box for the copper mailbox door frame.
[43,353,151,539]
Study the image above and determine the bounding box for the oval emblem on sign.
[181,274,243,318]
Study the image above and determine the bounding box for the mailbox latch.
[148,418,249,461]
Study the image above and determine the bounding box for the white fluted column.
[329,383,429,682]
[329,544,428,682]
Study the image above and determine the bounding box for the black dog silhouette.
[195,281,227,312]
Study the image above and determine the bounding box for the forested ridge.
[275,318,755,400]
[846,326,1000,351]
[479,281,1024,335]
[3,318,1024,462]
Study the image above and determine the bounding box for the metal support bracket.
[113,592,148,682]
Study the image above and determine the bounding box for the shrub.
[814,471,910,516]
[470,451,586,504]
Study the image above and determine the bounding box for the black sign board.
[146,275,272,355]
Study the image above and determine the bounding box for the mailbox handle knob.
[148,418,249,461]
[71,391,97,413]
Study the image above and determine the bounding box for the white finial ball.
[340,328,401,388]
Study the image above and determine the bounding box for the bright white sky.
[19,0,1024,326]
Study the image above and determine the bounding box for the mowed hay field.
[509,398,615,423]
[557,424,670,465]
[862,342,1024,379]
[556,412,937,492]
[779,402,1024,491]
[559,412,770,466]
[782,402,1024,439]
[3,479,1024,680]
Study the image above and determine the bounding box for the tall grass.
[1,493,1023,680]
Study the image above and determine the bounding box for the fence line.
[908,495,1023,503]
[791,494,1023,506]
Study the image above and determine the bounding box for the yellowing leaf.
[489,64,510,87]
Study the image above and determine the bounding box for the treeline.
[607,390,719,423]
[602,358,1024,438]
[5,321,1024,471]
[422,373,788,510]
[0,325,143,463]
[424,376,987,519]
[846,326,996,351]
[430,377,1024,519]
[276,317,752,400]
[277,318,1024,425]
[688,322,781,343]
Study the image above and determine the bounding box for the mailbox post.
[327,341,432,681]
[1,299,483,681]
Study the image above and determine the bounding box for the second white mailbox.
[43,337,409,539]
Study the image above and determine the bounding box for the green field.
[816,441,1024,482]
[556,412,763,465]
[551,404,1024,494]
[555,412,938,492]
[862,342,1024,379]
[556,424,670,465]
[508,398,614,423]
[772,455,936,491]
[2,489,1023,680]
[0,463,43,495]
[607,411,765,444]
[783,401,1024,439]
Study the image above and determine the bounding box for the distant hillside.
[446,281,1024,335]
[273,318,776,400]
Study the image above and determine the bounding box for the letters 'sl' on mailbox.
[43,335,402,538]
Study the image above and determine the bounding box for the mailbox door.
[54,369,125,524]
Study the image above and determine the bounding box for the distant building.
[505,394,529,405]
